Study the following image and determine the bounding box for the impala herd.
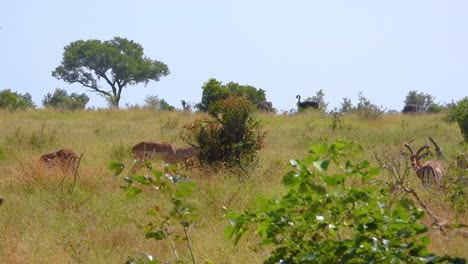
[0,136,460,210]
[35,135,466,190]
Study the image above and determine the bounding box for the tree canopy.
[196,78,266,112]
[404,90,436,112]
[52,37,170,108]
[0,89,35,110]
[42,88,90,110]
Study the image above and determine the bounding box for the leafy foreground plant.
[109,161,198,264]
[225,140,465,263]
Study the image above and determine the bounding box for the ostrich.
[296,95,319,110]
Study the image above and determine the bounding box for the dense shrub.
[195,78,267,112]
[143,94,175,111]
[305,89,328,112]
[0,89,36,110]
[446,97,468,142]
[183,96,266,168]
[427,103,445,113]
[42,88,89,110]
[356,91,384,120]
[405,90,436,112]
[226,140,464,263]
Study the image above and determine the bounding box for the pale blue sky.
[1,0,467,112]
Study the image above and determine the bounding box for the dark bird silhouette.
[296,95,319,110]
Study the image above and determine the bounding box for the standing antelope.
[40,149,79,171]
[404,139,444,188]
[130,141,200,173]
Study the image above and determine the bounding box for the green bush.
[183,96,266,169]
[42,88,89,110]
[225,140,464,263]
[143,94,175,111]
[195,78,267,112]
[0,89,36,110]
[427,103,445,114]
[356,91,384,120]
[405,90,436,112]
[446,97,468,142]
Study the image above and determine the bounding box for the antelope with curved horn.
[130,141,200,173]
[404,138,443,188]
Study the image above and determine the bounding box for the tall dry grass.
[0,109,466,263]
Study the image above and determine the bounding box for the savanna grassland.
[0,109,467,263]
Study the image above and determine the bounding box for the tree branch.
[88,66,118,96]
[73,80,112,97]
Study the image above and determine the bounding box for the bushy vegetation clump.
[195,78,266,112]
[446,96,468,142]
[337,92,384,119]
[184,96,266,169]
[42,88,89,110]
[226,140,464,263]
[143,94,175,111]
[0,89,35,110]
[225,141,462,263]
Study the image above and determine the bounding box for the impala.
[130,141,200,173]
[404,138,443,188]
[40,148,79,171]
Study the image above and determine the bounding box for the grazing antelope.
[404,139,443,188]
[40,149,79,171]
[296,95,319,110]
[130,141,200,173]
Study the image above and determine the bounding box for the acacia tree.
[52,37,170,108]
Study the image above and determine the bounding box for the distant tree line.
[0,37,459,116]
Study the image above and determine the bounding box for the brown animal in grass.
[404,139,443,188]
[40,149,79,171]
[130,141,200,173]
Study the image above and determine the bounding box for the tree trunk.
[110,95,120,109]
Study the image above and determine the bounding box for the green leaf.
[301,155,317,167]
[368,167,380,177]
[173,182,196,199]
[321,174,345,186]
[313,159,330,171]
[152,169,163,180]
[310,183,327,195]
[309,143,328,155]
[108,161,125,176]
[146,230,166,240]
[131,175,151,185]
[125,186,142,198]
[282,171,299,187]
